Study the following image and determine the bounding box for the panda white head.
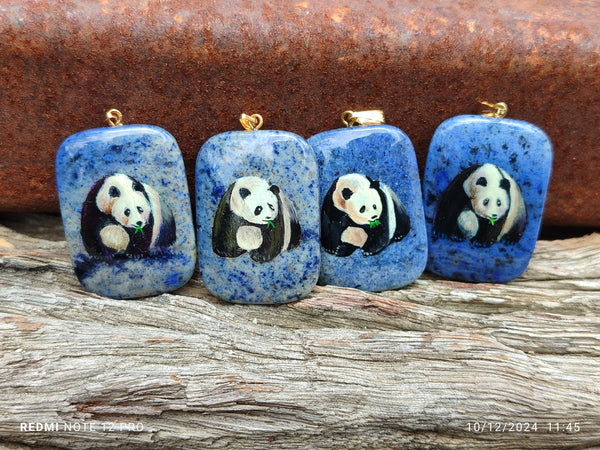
[463,164,511,222]
[333,174,382,226]
[96,174,151,229]
[230,176,279,225]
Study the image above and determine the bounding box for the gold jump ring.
[106,109,123,127]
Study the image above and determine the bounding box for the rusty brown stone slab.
[0,0,598,226]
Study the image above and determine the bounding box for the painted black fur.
[212,183,301,263]
[432,164,523,246]
[80,175,175,259]
[321,177,410,257]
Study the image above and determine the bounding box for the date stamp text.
[466,422,581,433]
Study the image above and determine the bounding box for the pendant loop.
[341,110,385,127]
[240,113,264,131]
[479,101,508,119]
[105,109,124,127]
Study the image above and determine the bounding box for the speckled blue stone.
[309,125,427,291]
[55,124,196,299]
[196,130,320,304]
[423,115,552,282]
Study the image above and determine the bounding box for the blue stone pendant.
[195,114,320,304]
[308,110,427,291]
[55,109,196,299]
[423,103,552,282]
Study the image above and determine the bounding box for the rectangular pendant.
[308,124,428,291]
[423,115,552,282]
[196,130,320,304]
[55,124,196,299]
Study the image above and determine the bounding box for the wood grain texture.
[0,218,599,448]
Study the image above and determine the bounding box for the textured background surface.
[0,0,598,225]
[1,218,600,448]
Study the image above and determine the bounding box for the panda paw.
[237,226,263,251]
[457,210,479,239]
[326,244,357,257]
[99,225,130,252]
[470,238,494,248]
[391,227,412,243]
[500,235,522,245]
[340,227,368,248]
[361,244,388,256]
[249,250,277,263]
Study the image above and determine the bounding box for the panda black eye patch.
[239,188,251,199]
[483,199,489,206]
[476,177,487,186]
[109,186,120,197]
[137,206,143,213]
[254,205,263,215]
[359,205,366,213]
[268,203,275,211]
[124,208,131,217]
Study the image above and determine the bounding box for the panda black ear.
[371,180,380,189]
[500,178,511,191]
[269,185,280,195]
[239,187,251,199]
[109,186,120,198]
[132,180,144,192]
[476,176,487,187]
[341,187,353,200]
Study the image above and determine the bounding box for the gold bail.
[240,113,264,131]
[105,109,123,127]
[341,110,385,127]
[479,101,508,119]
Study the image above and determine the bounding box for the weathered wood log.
[0,215,599,448]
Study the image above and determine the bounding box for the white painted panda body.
[81,173,176,258]
[212,176,301,262]
[321,173,411,257]
[433,163,527,246]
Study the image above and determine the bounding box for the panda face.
[342,188,382,225]
[96,174,151,228]
[333,174,383,226]
[463,164,510,222]
[230,176,279,225]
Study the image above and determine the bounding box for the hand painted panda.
[80,173,176,259]
[433,163,527,246]
[212,176,302,263]
[321,173,411,257]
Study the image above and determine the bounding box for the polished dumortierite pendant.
[308,111,427,292]
[196,114,320,304]
[423,105,552,282]
[55,110,196,299]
